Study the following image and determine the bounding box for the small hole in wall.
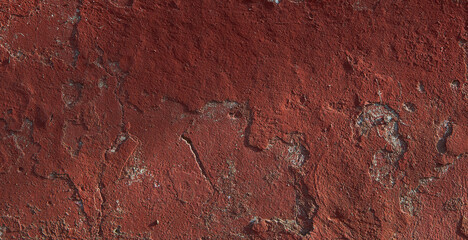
[403,102,416,112]
[451,80,460,89]
[229,111,243,119]
[417,82,425,93]
[299,95,307,105]
[436,139,447,154]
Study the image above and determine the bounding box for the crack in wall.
[49,172,93,235]
[97,132,130,238]
[70,0,83,67]
[97,155,107,239]
[91,50,129,239]
[458,38,467,82]
[180,135,216,192]
[96,62,129,238]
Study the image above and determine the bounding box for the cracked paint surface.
[0,0,467,239]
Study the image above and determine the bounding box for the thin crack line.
[180,135,215,191]
[70,0,83,67]
[53,173,93,234]
[97,154,107,238]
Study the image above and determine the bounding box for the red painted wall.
[0,0,467,239]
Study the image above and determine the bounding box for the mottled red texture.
[0,0,467,239]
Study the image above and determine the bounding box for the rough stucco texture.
[0,0,467,239]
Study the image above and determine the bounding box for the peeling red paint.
[0,0,467,239]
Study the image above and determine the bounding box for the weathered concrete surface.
[0,0,467,239]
